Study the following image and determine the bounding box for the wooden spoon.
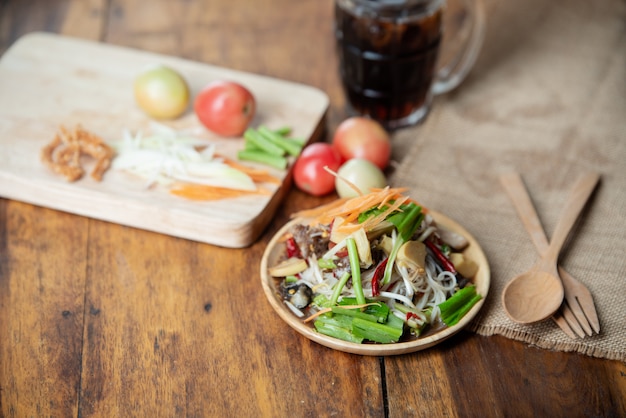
[501,172,600,324]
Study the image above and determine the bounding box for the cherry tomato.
[332,117,391,169]
[335,158,387,198]
[194,80,256,137]
[134,65,190,119]
[293,143,343,196]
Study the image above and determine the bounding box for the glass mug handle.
[432,0,486,95]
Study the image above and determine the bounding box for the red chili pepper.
[286,237,302,258]
[371,258,388,296]
[328,240,349,258]
[335,249,349,258]
[424,240,457,273]
[406,312,420,322]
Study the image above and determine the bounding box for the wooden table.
[1,1,624,416]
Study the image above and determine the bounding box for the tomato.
[134,65,190,119]
[335,158,387,198]
[194,80,256,137]
[332,117,392,169]
[293,143,343,196]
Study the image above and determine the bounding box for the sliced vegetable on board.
[238,125,304,170]
[110,123,280,201]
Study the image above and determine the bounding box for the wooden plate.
[260,211,490,356]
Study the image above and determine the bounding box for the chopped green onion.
[346,237,366,305]
[340,297,389,323]
[444,293,481,326]
[351,317,403,343]
[386,312,406,330]
[313,294,332,309]
[438,285,481,326]
[439,285,476,313]
[237,149,287,170]
[238,125,302,169]
[314,316,364,344]
[289,137,307,146]
[244,140,261,151]
[397,205,423,241]
[258,126,302,157]
[273,126,292,136]
[382,236,402,286]
[243,128,284,156]
[314,298,406,344]
[330,272,351,306]
[317,258,337,270]
[385,203,413,226]
[382,203,424,285]
[357,203,392,223]
[331,306,379,323]
[285,275,298,283]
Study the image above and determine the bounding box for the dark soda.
[335,0,443,128]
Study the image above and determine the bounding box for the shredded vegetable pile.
[269,187,482,344]
[110,123,281,200]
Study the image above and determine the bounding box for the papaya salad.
[268,187,482,344]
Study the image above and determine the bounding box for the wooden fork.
[500,172,601,339]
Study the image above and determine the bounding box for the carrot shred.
[290,197,351,220]
[247,172,282,184]
[170,183,271,201]
[217,154,282,184]
[303,308,332,323]
[337,195,410,234]
[291,186,419,234]
[167,154,281,201]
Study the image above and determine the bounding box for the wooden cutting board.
[0,33,328,248]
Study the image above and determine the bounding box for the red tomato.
[331,117,391,169]
[194,80,256,137]
[293,143,343,196]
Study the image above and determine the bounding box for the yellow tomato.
[335,158,387,198]
[134,65,189,119]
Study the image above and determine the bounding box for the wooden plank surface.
[1,1,625,417]
[0,202,87,417]
[0,32,328,248]
[77,218,385,416]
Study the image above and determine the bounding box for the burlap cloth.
[390,0,625,362]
